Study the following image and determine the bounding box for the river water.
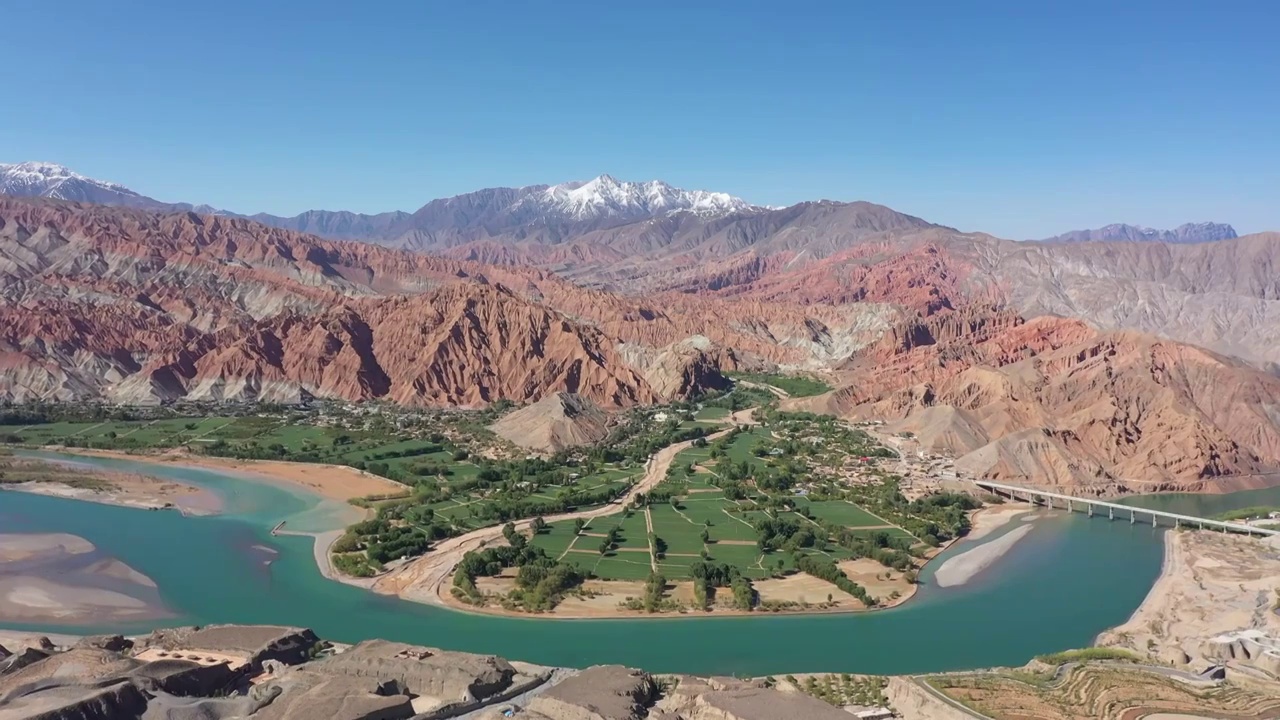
[3,451,1276,676]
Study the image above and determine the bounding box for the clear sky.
[3,0,1277,238]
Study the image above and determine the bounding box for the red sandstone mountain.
[5,196,1280,491]
[791,311,1280,491]
[0,199,728,407]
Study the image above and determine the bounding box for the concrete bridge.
[974,480,1280,537]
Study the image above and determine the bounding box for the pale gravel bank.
[964,503,1034,543]
[3,480,221,516]
[932,524,1035,588]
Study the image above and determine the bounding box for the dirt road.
[735,379,790,400]
[372,427,734,606]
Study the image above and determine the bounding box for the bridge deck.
[974,480,1280,537]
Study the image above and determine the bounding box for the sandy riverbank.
[0,628,86,650]
[929,504,1037,589]
[965,504,1034,542]
[933,524,1034,588]
[43,447,410,504]
[1097,530,1280,665]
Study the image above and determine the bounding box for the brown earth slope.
[794,311,1280,490]
[489,392,611,451]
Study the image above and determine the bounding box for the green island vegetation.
[1212,505,1280,522]
[726,371,833,398]
[450,523,587,612]
[781,673,888,707]
[1033,648,1142,666]
[527,409,977,613]
[0,452,115,491]
[2,389,982,615]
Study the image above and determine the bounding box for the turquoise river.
[4,450,1278,676]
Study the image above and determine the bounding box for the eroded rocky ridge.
[792,310,1280,489]
[5,196,1280,489]
[0,627,878,720]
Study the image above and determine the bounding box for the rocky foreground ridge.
[0,625,865,720]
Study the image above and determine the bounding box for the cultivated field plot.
[702,543,765,571]
[586,511,649,550]
[528,523,582,558]
[728,372,833,398]
[261,424,335,452]
[719,427,769,467]
[673,499,756,541]
[648,505,709,555]
[695,406,731,421]
[427,499,484,529]
[590,553,655,581]
[11,417,241,448]
[800,499,888,528]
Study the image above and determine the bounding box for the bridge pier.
[1088,503,1093,517]
[1152,512,1158,527]
[1108,506,1114,521]
[1130,509,1136,525]
[1067,499,1073,512]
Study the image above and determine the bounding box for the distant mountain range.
[0,161,221,215]
[1039,222,1238,244]
[6,159,1280,492]
[4,161,1244,252]
[0,162,761,246]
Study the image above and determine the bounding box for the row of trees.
[450,542,585,611]
[795,554,877,606]
[642,571,667,613]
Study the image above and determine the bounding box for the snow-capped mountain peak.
[0,161,140,202]
[526,174,757,221]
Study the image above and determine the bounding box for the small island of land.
[0,452,220,516]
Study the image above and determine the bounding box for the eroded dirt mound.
[489,392,611,452]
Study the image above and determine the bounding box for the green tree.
[700,528,710,544]
[530,516,548,534]
[573,518,586,535]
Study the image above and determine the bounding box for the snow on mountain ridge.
[0,161,137,199]
[523,174,757,220]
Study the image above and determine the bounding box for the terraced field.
[928,664,1280,719]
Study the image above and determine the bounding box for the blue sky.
[4,0,1277,237]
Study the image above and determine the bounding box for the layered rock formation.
[793,313,1280,489]
[5,193,1280,490]
[0,626,877,720]
[0,199,732,408]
